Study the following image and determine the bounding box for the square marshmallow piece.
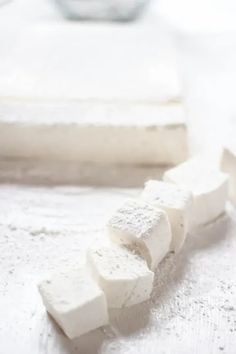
[221,144,236,204]
[163,157,228,229]
[87,245,154,308]
[108,199,172,270]
[141,180,193,252]
[38,267,109,339]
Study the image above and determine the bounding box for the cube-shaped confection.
[221,145,236,204]
[87,245,154,308]
[38,267,109,339]
[164,157,229,229]
[107,199,172,270]
[141,180,193,253]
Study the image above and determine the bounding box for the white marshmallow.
[163,157,229,229]
[87,245,154,308]
[38,267,109,339]
[141,180,193,252]
[0,101,187,166]
[0,24,181,102]
[221,145,236,204]
[107,199,172,270]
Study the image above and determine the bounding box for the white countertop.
[1,2,236,353]
[0,184,236,354]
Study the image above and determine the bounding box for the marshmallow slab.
[38,267,109,339]
[141,180,193,252]
[164,157,229,228]
[0,101,187,166]
[87,245,154,308]
[108,199,172,270]
[0,24,181,102]
[221,145,236,204]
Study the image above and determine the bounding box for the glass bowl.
[55,0,150,21]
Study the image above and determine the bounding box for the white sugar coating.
[221,144,236,204]
[38,267,109,339]
[141,180,193,252]
[142,180,193,210]
[87,245,154,308]
[163,157,229,229]
[0,24,181,102]
[108,199,172,270]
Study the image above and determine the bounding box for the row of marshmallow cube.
[38,155,229,339]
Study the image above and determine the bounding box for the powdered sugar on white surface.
[0,184,236,354]
[0,101,184,125]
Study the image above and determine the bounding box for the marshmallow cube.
[164,158,229,229]
[108,199,172,270]
[87,245,154,308]
[141,180,193,252]
[38,267,109,339]
[221,145,236,204]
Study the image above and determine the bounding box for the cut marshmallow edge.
[38,154,230,339]
[221,144,236,205]
[38,244,154,339]
[107,198,172,270]
[141,180,193,253]
[163,154,229,229]
[87,244,154,309]
[38,266,109,339]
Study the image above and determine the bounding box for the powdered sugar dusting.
[0,185,236,353]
